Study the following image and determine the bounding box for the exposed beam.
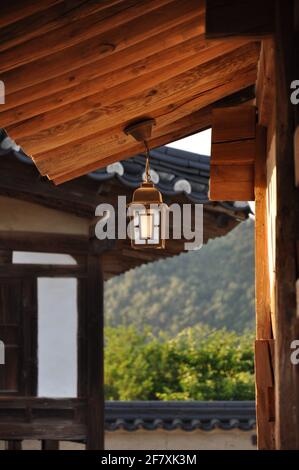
[0,264,86,278]
[0,232,110,255]
[0,423,86,441]
[0,157,100,217]
[205,0,275,39]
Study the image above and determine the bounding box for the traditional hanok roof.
[89,146,211,204]
[0,1,260,184]
[105,401,256,432]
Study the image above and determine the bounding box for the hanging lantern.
[125,119,167,249]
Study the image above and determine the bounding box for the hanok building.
[0,0,298,451]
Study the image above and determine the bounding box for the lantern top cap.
[130,181,163,206]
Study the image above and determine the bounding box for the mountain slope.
[105,219,255,334]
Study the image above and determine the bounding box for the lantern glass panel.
[131,206,162,246]
[139,211,154,240]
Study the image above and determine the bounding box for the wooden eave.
[0,0,260,184]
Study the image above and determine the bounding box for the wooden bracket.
[209,105,256,201]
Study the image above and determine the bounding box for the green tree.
[104,324,255,401]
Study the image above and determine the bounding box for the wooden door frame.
[0,235,105,450]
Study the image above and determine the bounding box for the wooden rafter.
[0,0,260,184]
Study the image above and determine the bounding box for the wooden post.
[274,0,299,449]
[0,250,12,264]
[5,440,22,450]
[254,125,275,449]
[295,1,299,187]
[86,255,104,450]
[41,440,59,450]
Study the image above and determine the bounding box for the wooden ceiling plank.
[0,0,64,28]
[35,66,256,179]
[0,0,183,72]
[9,42,259,156]
[1,6,202,96]
[2,17,202,110]
[36,104,213,177]
[0,1,89,52]
[48,69,257,183]
[0,0,125,52]
[0,35,210,124]
[0,0,201,79]
[2,37,248,128]
[32,65,257,180]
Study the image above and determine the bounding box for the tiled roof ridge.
[105,401,256,432]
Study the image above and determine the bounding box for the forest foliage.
[105,325,255,401]
[105,219,255,400]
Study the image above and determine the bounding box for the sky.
[167,128,211,156]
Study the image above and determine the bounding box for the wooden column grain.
[274,0,299,450]
[254,125,275,449]
[86,255,104,450]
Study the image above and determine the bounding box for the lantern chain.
[143,140,151,183]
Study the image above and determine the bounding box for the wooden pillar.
[274,0,299,449]
[5,440,22,450]
[86,255,104,450]
[0,250,12,264]
[254,125,275,449]
[295,1,299,187]
[41,440,59,450]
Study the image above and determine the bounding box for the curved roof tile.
[105,401,256,432]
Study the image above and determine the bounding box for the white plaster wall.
[105,429,256,450]
[0,429,256,450]
[0,195,89,235]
